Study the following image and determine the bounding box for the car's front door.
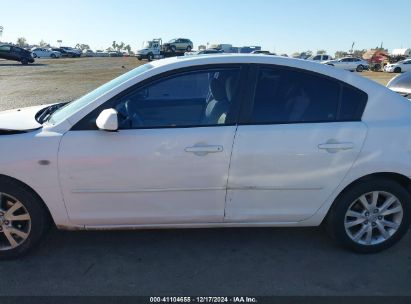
[58,66,245,226]
[225,65,368,222]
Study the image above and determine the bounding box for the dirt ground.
[0,57,397,111]
[0,57,143,111]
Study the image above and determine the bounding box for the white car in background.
[308,54,333,62]
[31,48,61,59]
[324,57,369,72]
[384,59,411,73]
[83,49,95,57]
[0,55,410,258]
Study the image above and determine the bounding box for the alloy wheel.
[344,191,403,246]
[0,193,31,251]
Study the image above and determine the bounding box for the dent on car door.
[58,65,246,226]
[225,65,368,223]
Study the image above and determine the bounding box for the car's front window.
[72,67,242,130]
[47,63,154,125]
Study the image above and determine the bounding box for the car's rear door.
[0,45,12,60]
[58,65,246,226]
[225,65,368,222]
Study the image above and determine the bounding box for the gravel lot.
[0,57,142,111]
[0,57,409,296]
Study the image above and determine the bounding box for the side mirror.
[96,109,118,131]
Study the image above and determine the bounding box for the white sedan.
[0,55,410,258]
[31,48,61,59]
[384,59,411,73]
[323,57,369,72]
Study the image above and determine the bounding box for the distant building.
[392,48,411,57]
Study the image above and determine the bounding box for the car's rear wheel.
[0,178,50,259]
[356,65,364,72]
[394,67,402,73]
[186,45,192,52]
[326,179,410,253]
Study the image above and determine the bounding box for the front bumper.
[384,66,395,72]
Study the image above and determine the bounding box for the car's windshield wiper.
[36,102,69,124]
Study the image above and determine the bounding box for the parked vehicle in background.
[384,59,411,73]
[31,48,61,59]
[83,49,95,57]
[1,55,411,258]
[209,44,233,53]
[137,38,186,61]
[108,51,122,57]
[251,50,276,55]
[0,44,34,65]
[387,72,411,99]
[163,38,193,52]
[324,57,369,72]
[186,49,224,56]
[308,54,333,62]
[94,50,109,57]
[362,49,389,72]
[60,47,81,58]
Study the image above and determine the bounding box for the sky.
[0,0,410,55]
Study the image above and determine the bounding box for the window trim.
[238,64,368,126]
[71,64,249,131]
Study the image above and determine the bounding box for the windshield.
[143,41,152,48]
[168,39,176,43]
[47,63,154,125]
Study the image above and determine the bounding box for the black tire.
[326,178,411,253]
[394,67,402,73]
[50,53,56,58]
[147,53,153,62]
[32,53,37,58]
[0,177,50,259]
[170,45,176,53]
[186,45,192,52]
[356,65,364,72]
[21,58,28,65]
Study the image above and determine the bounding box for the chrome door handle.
[318,142,354,153]
[185,145,223,156]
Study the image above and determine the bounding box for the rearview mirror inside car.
[96,109,118,131]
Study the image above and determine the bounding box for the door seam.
[224,125,239,219]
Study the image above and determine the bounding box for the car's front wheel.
[326,178,410,253]
[0,178,50,259]
[394,67,402,73]
[356,65,364,72]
